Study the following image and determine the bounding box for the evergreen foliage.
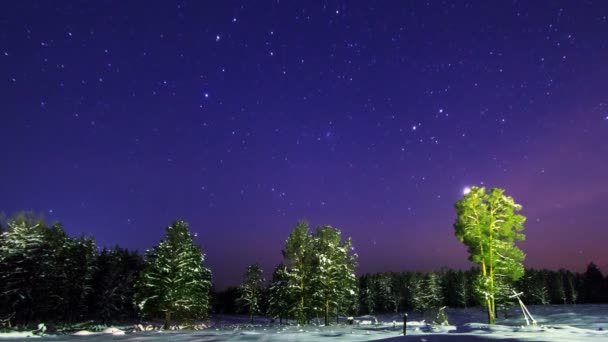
[309,226,358,325]
[454,186,526,324]
[282,221,358,325]
[267,264,291,324]
[237,263,265,323]
[282,221,312,324]
[582,262,605,303]
[135,220,212,327]
[89,247,144,323]
[1,209,606,328]
[0,217,50,324]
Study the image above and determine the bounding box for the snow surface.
[1,304,607,341]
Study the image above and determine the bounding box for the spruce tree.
[283,221,312,324]
[407,272,425,313]
[238,263,265,323]
[135,220,212,327]
[267,263,291,324]
[282,222,357,325]
[368,274,393,313]
[90,247,144,323]
[308,226,357,326]
[454,186,526,324]
[582,262,604,303]
[455,270,470,309]
[358,274,375,314]
[0,219,49,324]
[419,272,444,316]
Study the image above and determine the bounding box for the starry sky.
[1,1,608,289]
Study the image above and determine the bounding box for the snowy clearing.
[1,304,607,341]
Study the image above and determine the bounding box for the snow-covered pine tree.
[454,187,526,324]
[308,226,357,326]
[358,275,375,314]
[267,263,291,324]
[456,271,469,309]
[135,220,212,327]
[554,270,568,304]
[566,271,579,304]
[0,217,50,324]
[238,263,264,323]
[493,276,516,318]
[407,272,425,313]
[61,235,97,322]
[283,221,312,324]
[419,272,444,317]
[518,269,549,305]
[332,235,358,322]
[369,274,393,313]
[549,270,567,304]
[389,273,406,313]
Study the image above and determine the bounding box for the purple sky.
[1,1,607,288]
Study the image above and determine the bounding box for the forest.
[1,210,606,331]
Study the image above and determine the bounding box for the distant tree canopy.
[454,187,526,324]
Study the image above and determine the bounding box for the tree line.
[0,214,358,329]
[1,203,607,329]
[213,264,608,322]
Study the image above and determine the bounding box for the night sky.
[1,1,607,289]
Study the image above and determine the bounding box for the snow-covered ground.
[1,304,607,341]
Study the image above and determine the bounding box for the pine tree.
[582,262,604,303]
[267,263,291,324]
[519,269,549,305]
[308,226,357,326]
[407,272,425,313]
[456,271,470,309]
[61,235,97,322]
[389,273,406,313]
[566,271,579,304]
[0,216,51,324]
[282,222,357,325]
[368,274,393,313]
[90,247,144,323]
[238,263,264,323]
[358,274,375,314]
[283,221,312,324]
[135,220,212,327]
[419,272,444,317]
[549,270,567,304]
[454,186,526,324]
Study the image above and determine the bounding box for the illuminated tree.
[454,186,526,324]
[283,221,312,324]
[237,263,264,323]
[309,226,357,326]
[267,263,291,324]
[135,220,211,327]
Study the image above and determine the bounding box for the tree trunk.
[164,311,171,329]
[325,299,330,326]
